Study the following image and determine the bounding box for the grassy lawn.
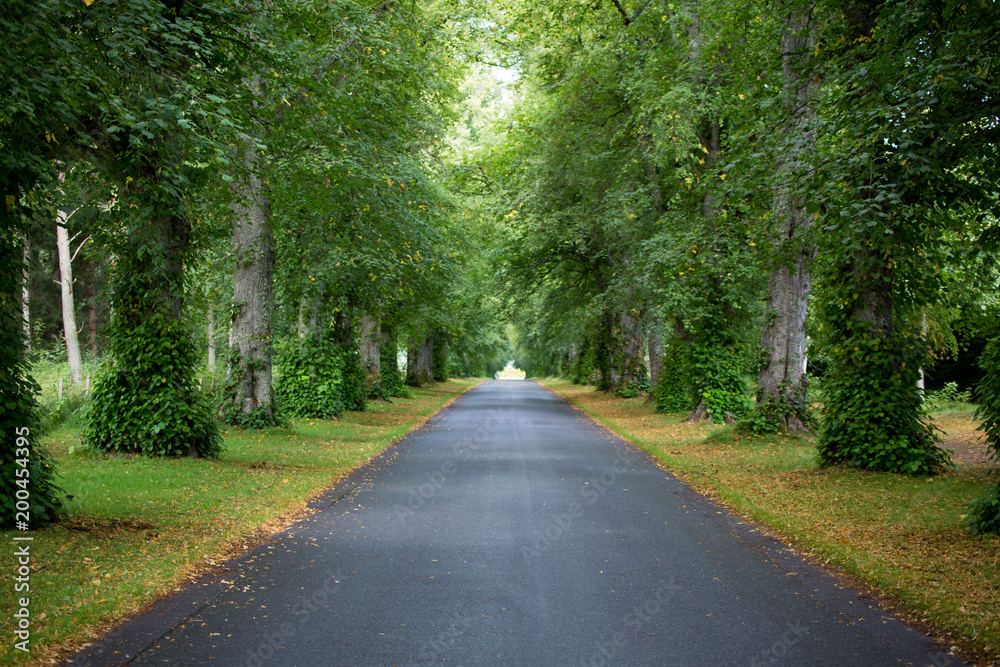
[1,378,478,666]
[542,379,1000,666]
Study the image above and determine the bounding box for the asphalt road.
[70,380,961,666]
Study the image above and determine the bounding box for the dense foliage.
[970,337,1000,533]
[274,334,350,419]
[4,0,999,535]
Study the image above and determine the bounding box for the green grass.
[543,379,1000,666]
[1,378,479,666]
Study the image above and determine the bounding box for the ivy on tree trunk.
[84,186,222,457]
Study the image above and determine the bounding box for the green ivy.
[340,346,367,412]
[273,333,367,417]
[654,340,693,413]
[1,225,64,528]
[570,337,594,385]
[615,362,650,398]
[740,380,816,436]
[689,337,752,422]
[218,349,284,430]
[83,310,223,458]
[432,332,449,382]
[815,289,948,475]
[968,336,1000,533]
[274,334,347,419]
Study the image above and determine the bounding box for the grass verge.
[542,379,1000,666]
[1,378,479,666]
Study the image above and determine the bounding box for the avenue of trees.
[465,0,1000,527]
[2,0,999,534]
[2,0,509,527]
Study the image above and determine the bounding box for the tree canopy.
[3,0,1000,533]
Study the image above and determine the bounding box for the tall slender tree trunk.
[207,306,216,372]
[56,213,83,385]
[755,11,820,432]
[646,317,663,401]
[682,4,738,423]
[406,342,420,386]
[419,335,434,384]
[87,260,98,356]
[224,73,276,425]
[20,237,30,353]
[917,312,928,399]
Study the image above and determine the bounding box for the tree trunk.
[333,310,353,348]
[359,314,381,396]
[432,330,448,382]
[615,310,646,391]
[755,12,819,433]
[646,317,664,402]
[56,213,83,385]
[297,297,308,339]
[87,260,98,356]
[207,306,216,372]
[407,334,434,386]
[917,312,927,399]
[224,76,276,424]
[380,322,402,397]
[595,310,614,392]
[419,335,434,384]
[20,238,30,353]
[406,343,420,386]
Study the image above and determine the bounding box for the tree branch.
[610,0,631,25]
[313,0,398,80]
[610,0,652,25]
[631,0,653,22]
[70,236,90,264]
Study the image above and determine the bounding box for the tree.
[55,190,87,386]
[223,71,277,428]
[814,0,998,474]
[82,0,246,457]
[752,7,821,433]
[0,0,101,527]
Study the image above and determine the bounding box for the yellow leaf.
[83,0,94,5]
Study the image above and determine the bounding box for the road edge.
[62,379,486,666]
[534,379,965,667]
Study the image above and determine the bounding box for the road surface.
[70,380,959,666]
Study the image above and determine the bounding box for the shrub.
[968,337,1000,533]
